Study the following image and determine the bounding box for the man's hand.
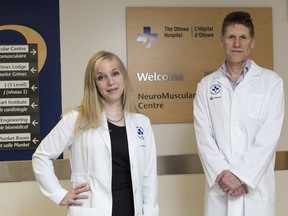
[216,170,248,197]
[229,184,249,197]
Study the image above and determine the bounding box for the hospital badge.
[136,126,145,140]
[210,84,221,95]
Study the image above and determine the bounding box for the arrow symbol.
[31,85,38,91]
[31,102,38,109]
[30,49,37,55]
[33,137,39,144]
[30,67,37,73]
[32,120,39,126]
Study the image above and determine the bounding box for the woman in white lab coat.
[32,51,159,216]
[193,11,284,216]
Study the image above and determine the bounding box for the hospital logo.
[136,26,158,48]
[210,84,221,95]
[136,126,145,140]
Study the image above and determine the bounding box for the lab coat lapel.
[214,62,261,92]
[235,62,261,91]
[212,70,232,92]
[98,113,111,153]
[98,113,138,158]
[125,113,136,162]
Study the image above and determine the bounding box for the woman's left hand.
[59,183,90,206]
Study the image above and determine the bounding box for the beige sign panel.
[126,7,273,123]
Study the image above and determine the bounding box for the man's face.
[220,24,255,66]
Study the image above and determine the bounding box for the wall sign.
[0,44,40,150]
[126,7,273,123]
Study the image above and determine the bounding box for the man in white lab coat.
[193,11,284,216]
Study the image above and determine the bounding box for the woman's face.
[95,59,124,105]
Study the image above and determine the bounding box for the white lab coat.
[193,61,284,216]
[32,110,159,216]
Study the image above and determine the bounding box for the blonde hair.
[74,51,138,134]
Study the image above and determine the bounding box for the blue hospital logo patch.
[136,126,145,140]
[210,84,221,95]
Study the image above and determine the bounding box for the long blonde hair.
[75,51,138,133]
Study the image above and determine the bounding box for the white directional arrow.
[31,102,38,109]
[30,67,37,73]
[32,120,39,126]
[31,85,38,91]
[33,137,39,144]
[30,49,37,55]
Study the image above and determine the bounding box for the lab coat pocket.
[71,173,90,188]
[247,94,266,119]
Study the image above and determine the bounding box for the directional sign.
[0,44,40,150]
